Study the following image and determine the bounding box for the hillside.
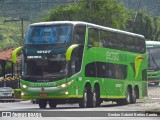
[121,0,160,16]
[0,0,160,50]
[0,0,74,21]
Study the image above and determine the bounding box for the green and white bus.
[12,21,148,108]
[146,41,160,85]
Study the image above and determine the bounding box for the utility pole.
[21,18,24,39]
[132,0,142,32]
[3,18,27,39]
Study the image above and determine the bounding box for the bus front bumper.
[20,80,82,99]
[21,86,71,99]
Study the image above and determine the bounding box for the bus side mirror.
[66,44,79,61]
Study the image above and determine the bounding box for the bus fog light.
[21,92,25,96]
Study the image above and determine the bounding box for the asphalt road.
[0,84,160,120]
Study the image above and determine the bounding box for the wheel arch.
[127,84,132,93]
[134,85,139,99]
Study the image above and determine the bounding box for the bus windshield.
[148,47,160,70]
[25,24,72,44]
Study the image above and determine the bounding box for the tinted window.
[147,48,160,70]
[85,62,127,79]
[88,27,146,54]
[25,25,72,44]
[73,25,86,44]
[88,28,101,47]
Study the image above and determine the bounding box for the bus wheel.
[79,88,87,108]
[154,82,159,86]
[131,89,136,104]
[93,86,101,107]
[39,99,47,109]
[125,88,132,104]
[116,99,124,105]
[117,88,132,105]
[48,100,57,108]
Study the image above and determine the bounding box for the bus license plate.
[39,93,48,97]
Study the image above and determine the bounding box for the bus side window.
[88,28,100,47]
[73,25,86,45]
[85,62,96,77]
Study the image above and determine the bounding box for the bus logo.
[135,56,144,78]
[41,87,45,91]
[106,51,119,61]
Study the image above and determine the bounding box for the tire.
[116,99,124,105]
[131,89,136,104]
[124,88,132,104]
[48,100,57,108]
[117,88,131,105]
[39,99,47,109]
[79,88,88,108]
[31,99,36,104]
[93,87,101,107]
[154,82,159,86]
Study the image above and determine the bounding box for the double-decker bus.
[146,41,160,85]
[12,21,147,108]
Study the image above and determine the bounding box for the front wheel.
[79,88,87,108]
[48,100,57,108]
[39,99,47,108]
[93,87,101,107]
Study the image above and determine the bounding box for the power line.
[3,18,28,39]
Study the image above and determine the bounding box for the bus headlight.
[22,85,28,89]
[58,80,73,88]
[58,83,67,88]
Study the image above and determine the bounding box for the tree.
[44,0,130,29]
[130,10,160,41]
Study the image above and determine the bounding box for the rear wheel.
[116,87,131,105]
[39,99,47,108]
[131,89,137,104]
[124,88,131,104]
[154,82,159,86]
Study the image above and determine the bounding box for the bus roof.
[30,21,145,39]
[146,40,160,45]
[146,41,160,48]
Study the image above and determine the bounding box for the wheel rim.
[84,92,87,107]
[93,91,96,107]
[127,91,130,103]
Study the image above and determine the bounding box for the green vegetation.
[44,0,160,41]
[0,17,30,50]
[0,0,160,51]
[0,18,20,50]
[121,0,160,16]
[44,0,130,29]
[126,10,160,41]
